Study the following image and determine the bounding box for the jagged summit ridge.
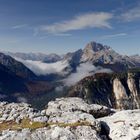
[62,41,140,74]
[84,41,111,52]
[81,41,123,63]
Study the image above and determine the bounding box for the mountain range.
[0,41,140,108]
[5,52,62,63]
[62,42,140,73]
[4,41,140,77]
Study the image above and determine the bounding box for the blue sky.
[0,0,140,55]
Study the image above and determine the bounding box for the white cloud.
[40,12,113,34]
[12,24,28,29]
[14,57,68,75]
[120,5,140,22]
[63,62,112,86]
[101,33,127,39]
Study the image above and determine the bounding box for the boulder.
[98,110,140,140]
[46,97,114,118]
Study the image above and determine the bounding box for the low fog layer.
[63,63,112,86]
[14,57,112,86]
[14,57,68,75]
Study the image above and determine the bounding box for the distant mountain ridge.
[6,52,62,63]
[5,41,140,76]
[0,52,36,80]
[81,42,140,66]
[61,41,140,73]
[130,54,140,62]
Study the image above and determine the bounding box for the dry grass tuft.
[0,119,92,131]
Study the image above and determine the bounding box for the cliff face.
[68,71,140,110]
[113,78,129,109]
[127,73,140,108]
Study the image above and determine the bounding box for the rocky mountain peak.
[81,41,113,62]
[84,41,110,53]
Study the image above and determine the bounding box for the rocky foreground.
[0,98,140,140]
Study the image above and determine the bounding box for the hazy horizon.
[0,41,140,56]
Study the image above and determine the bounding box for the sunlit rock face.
[68,71,140,110]
[127,73,140,108]
[98,109,140,140]
[113,78,129,109]
[81,42,112,63]
[113,72,140,109]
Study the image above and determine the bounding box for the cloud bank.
[14,57,68,75]
[14,58,112,86]
[63,62,112,86]
[40,12,113,34]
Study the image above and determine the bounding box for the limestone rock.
[0,102,48,123]
[1,126,102,140]
[1,97,140,140]
[0,98,105,140]
[98,110,140,140]
[46,97,113,119]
